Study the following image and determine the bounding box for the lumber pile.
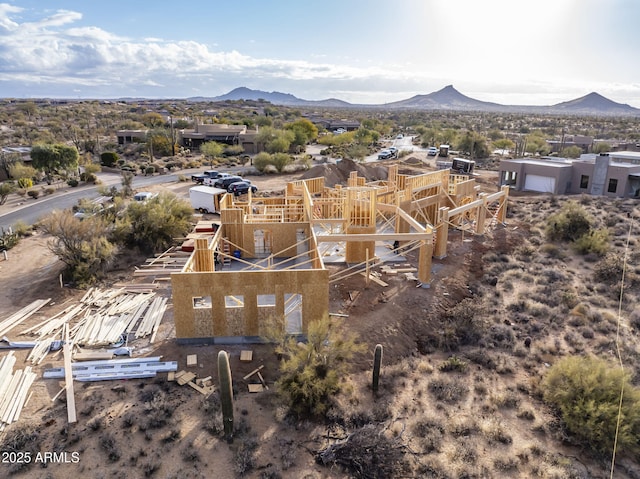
[0,352,37,432]
[0,298,51,337]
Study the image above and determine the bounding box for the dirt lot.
[1,159,640,478]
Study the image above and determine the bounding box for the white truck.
[189,185,227,214]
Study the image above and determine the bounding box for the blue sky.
[1,0,639,106]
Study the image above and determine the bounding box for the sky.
[1,0,640,107]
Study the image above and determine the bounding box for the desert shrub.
[438,356,468,372]
[0,423,41,474]
[114,192,192,253]
[27,189,39,199]
[274,316,364,417]
[234,436,258,476]
[0,182,16,205]
[428,377,469,403]
[99,432,121,462]
[17,177,33,189]
[545,201,593,242]
[39,210,117,287]
[436,298,486,351]
[573,228,610,256]
[593,254,624,284]
[253,152,272,173]
[541,355,640,454]
[101,151,119,167]
[630,310,640,332]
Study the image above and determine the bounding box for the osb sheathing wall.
[240,222,310,258]
[172,268,329,338]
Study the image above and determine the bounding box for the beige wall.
[171,269,329,338]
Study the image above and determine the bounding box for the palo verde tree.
[115,192,192,253]
[39,210,118,287]
[200,141,225,165]
[30,143,79,183]
[271,315,364,417]
[284,118,319,149]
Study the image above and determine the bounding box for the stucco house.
[499,152,640,198]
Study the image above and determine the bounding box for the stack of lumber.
[0,298,51,337]
[0,352,37,431]
[134,296,168,343]
[73,291,155,346]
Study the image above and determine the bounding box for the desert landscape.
[0,154,639,479]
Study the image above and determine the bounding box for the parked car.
[387,147,398,156]
[427,147,439,156]
[396,134,404,139]
[133,192,157,202]
[378,150,394,160]
[227,181,257,196]
[214,175,243,189]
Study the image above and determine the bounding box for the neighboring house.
[547,135,593,154]
[0,146,32,181]
[499,152,640,198]
[178,123,259,153]
[116,130,147,145]
[311,119,361,132]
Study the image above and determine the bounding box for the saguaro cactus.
[217,350,234,441]
[372,343,383,394]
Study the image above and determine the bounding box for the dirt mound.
[301,158,388,187]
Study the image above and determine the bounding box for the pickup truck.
[191,170,220,184]
[203,173,231,186]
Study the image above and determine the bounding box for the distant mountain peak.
[185,85,640,116]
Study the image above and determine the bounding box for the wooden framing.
[170,166,509,340]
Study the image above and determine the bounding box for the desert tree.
[39,210,117,286]
[284,118,319,148]
[559,145,583,158]
[200,141,225,165]
[271,315,364,417]
[116,192,192,253]
[30,143,79,183]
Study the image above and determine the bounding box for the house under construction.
[170,165,509,342]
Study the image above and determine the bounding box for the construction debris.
[0,351,37,432]
[0,298,51,337]
[186,354,198,366]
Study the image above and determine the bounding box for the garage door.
[524,174,556,193]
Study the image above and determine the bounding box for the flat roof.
[501,158,573,168]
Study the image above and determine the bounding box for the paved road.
[0,173,181,231]
[0,162,259,231]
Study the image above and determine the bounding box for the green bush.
[273,316,364,417]
[252,152,272,173]
[546,201,593,242]
[0,182,16,205]
[542,355,640,455]
[67,179,79,187]
[573,228,610,256]
[27,189,39,199]
[144,166,155,175]
[17,177,33,189]
[100,151,119,167]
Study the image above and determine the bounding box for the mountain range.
[196,85,640,116]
